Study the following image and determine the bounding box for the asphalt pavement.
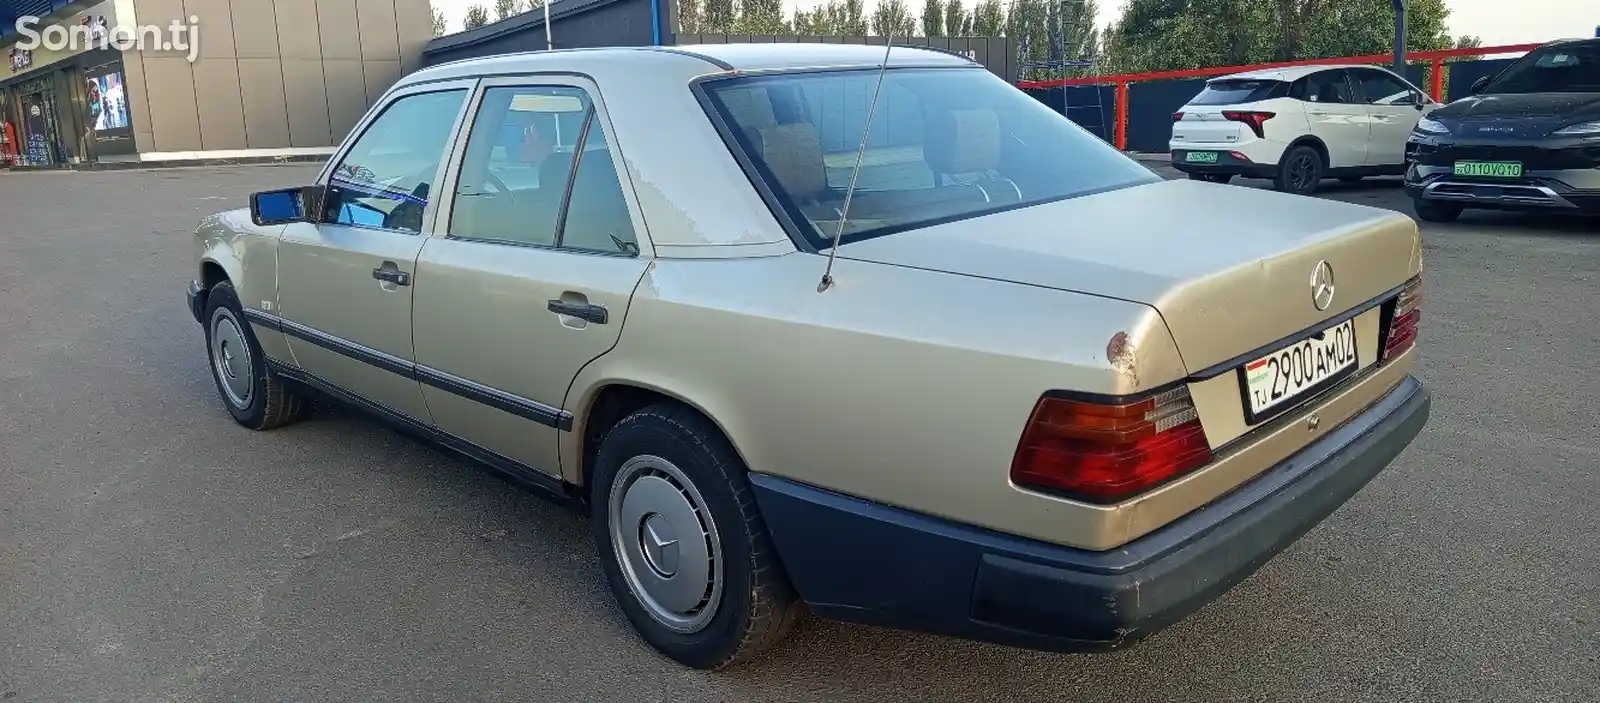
[0,164,1596,702]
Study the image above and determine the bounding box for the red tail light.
[1383,273,1423,361]
[1010,386,1212,504]
[1222,111,1275,138]
[1172,111,1185,122]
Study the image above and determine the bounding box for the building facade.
[1,0,433,166]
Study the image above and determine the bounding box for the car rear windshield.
[700,67,1161,248]
[1485,44,1600,94]
[1188,79,1288,105]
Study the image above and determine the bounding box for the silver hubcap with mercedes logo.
[607,455,724,634]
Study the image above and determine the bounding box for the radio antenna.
[817,33,896,293]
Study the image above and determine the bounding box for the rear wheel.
[591,403,803,670]
[1275,146,1325,195]
[1188,173,1233,184]
[204,282,307,430]
[1413,199,1464,223]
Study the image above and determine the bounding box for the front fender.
[193,207,291,360]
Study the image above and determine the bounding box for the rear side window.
[1188,79,1287,106]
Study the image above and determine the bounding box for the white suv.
[1170,65,1439,195]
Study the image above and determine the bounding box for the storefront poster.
[87,71,128,132]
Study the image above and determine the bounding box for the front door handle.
[372,265,411,286]
[547,299,608,325]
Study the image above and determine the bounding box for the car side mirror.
[249,185,326,226]
[1470,76,1492,94]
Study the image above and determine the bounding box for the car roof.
[1213,64,1379,82]
[1541,37,1600,49]
[406,43,978,88]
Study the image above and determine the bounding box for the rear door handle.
[372,266,411,286]
[547,299,608,324]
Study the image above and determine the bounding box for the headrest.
[750,122,828,200]
[924,109,1001,175]
[721,87,778,130]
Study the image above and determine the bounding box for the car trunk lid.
[836,178,1420,377]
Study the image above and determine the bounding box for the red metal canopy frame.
[1018,42,1544,150]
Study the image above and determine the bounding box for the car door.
[410,78,652,477]
[1297,69,1370,168]
[1350,67,1428,167]
[274,80,476,423]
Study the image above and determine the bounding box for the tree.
[1105,0,1480,74]
[970,0,1003,36]
[678,0,702,33]
[494,0,522,21]
[432,6,448,36]
[736,0,788,33]
[870,0,918,37]
[944,0,968,36]
[463,4,491,29]
[701,0,734,33]
[922,0,944,36]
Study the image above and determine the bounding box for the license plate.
[1185,151,1220,164]
[1240,319,1358,424]
[1453,161,1523,178]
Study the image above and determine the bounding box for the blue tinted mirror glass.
[255,190,302,222]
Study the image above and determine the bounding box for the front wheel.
[203,282,307,430]
[1274,146,1325,195]
[1413,199,1464,223]
[591,404,803,670]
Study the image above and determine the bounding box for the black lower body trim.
[750,375,1430,653]
[241,309,574,431]
[265,358,580,505]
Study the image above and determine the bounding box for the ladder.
[1015,0,1110,144]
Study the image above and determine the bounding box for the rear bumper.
[187,280,205,324]
[751,374,1430,652]
[1170,148,1279,178]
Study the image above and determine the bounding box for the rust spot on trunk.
[1107,331,1139,385]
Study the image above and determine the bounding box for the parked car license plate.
[1185,151,1220,164]
[1453,161,1523,178]
[1240,319,1358,423]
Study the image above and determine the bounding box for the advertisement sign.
[9,47,31,72]
[86,70,129,132]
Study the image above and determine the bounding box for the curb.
[3,153,328,172]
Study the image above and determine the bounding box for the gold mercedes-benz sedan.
[185,44,1430,670]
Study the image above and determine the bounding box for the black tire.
[590,403,803,670]
[1275,145,1325,195]
[1413,199,1464,223]
[1188,172,1233,184]
[202,282,307,430]
[1339,176,1363,183]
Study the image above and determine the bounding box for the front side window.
[325,89,469,233]
[1354,70,1418,106]
[1484,44,1600,94]
[449,85,638,254]
[701,67,1160,247]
